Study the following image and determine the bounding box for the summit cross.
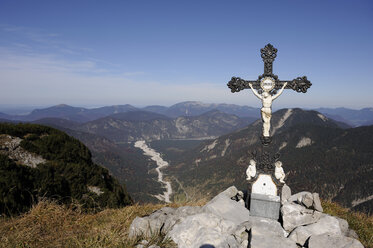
[227,43,311,145]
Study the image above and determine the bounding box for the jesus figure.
[248,82,287,137]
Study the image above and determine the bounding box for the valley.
[1,102,372,214]
[134,140,172,203]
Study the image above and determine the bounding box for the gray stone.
[281,184,291,205]
[166,206,202,231]
[288,191,311,204]
[248,216,287,237]
[301,192,314,208]
[281,202,322,232]
[167,212,238,248]
[248,217,297,248]
[129,207,177,238]
[203,186,250,225]
[250,193,281,220]
[336,216,349,235]
[148,245,160,248]
[249,232,298,248]
[335,216,359,239]
[129,217,151,238]
[231,221,251,247]
[347,229,360,239]
[308,233,364,248]
[135,239,149,248]
[288,214,342,246]
[129,186,355,248]
[312,192,323,212]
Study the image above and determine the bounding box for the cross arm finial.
[278,76,312,93]
[227,77,258,93]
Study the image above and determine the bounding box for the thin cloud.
[0,48,240,106]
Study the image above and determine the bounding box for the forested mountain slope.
[0,123,132,215]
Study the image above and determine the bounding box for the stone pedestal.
[250,193,280,220]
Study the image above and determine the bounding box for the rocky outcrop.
[281,202,322,232]
[129,186,364,248]
[0,134,46,168]
[308,233,364,248]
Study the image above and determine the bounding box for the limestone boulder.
[288,191,323,212]
[288,191,310,204]
[302,192,313,208]
[167,212,238,248]
[281,202,322,232]
[203,186,250,225]
[247,216,297,248]
[312,192,323,212]
[288,214,342,246]
[281,184,291,204]
[308,233,364,248]
[128,207,178,238]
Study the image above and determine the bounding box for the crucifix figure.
[248,81,287,138]
[227,43,311,145]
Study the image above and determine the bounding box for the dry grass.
[0,200,186,248]
[322,200,373,248]
[1,199,371,248]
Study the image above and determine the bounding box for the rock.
[308,233,364,248]
[135,240,149,248]
[335,216,359,239]
[301,193,314,208]
[248,216,287,237]
[347,229,360,239]
[164,206,201,232]
[129,217,151,238]
[288,191,314,208]
[312,193,323,212]
[249,232,298,248]
[248,217,297,248]
[148,245,160,248]
[288,191,310,204]
[203,186,250,225]
[288,214,342,246]
[336,216,349,235]
[167,212,238,248]
[288,191,323,212]
[231,222,251,247]
[129,186,355,248]
[281,202,322,232]
[128,207,177,238]
[281,184,291,204]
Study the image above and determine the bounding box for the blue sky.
[0,0,372,109]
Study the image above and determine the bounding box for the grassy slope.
[0,201,177,248]
[0,200,372,248]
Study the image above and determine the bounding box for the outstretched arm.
[249,83,262,100]
[272,82,288,100]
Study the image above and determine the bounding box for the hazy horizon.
[0,101,372,116]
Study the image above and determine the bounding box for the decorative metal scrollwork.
[227,77,250,93]
[260,44,277,63]
[261,44,278,76]
[289,76,312,93]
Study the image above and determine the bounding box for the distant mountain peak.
[56,104,70,107]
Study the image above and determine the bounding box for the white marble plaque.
[252,174,277,196]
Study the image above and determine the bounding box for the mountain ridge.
[2,102,373,127]
[165,108,373,213]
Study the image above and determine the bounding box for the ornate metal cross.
[227,43,311,94]
[227,43,311,145]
